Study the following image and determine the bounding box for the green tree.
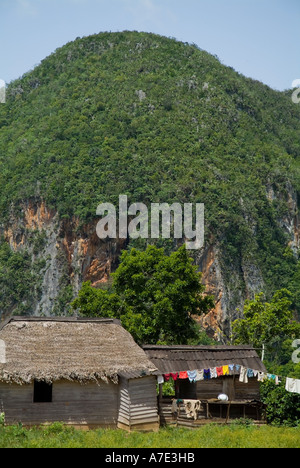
[232,289,300,364]
[233,290,300,426]
[72,245,214,344]
[71,282,122,319]
[260,379,300,426]
[0,240,46,316]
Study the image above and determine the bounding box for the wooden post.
[158,383,163,423]
[226,402,231,424]
[159,383,163,404]
[225,373,235,424]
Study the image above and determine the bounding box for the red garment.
[179,371,188,380]
[216,367,223,377]
[163,374,171,381]
[171,373,179,381]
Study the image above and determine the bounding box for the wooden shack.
[143,345,267,426]
[0,317,159,431]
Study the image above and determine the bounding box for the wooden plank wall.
[118,376,159,432]
[129,376,159,431]
[196,378,224,400]
[159,397,177,426]
[196,377,261,401]
[234,379,261,400]
[0,380,119,427]
[117,377,130,429]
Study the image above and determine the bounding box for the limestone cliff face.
[198,182,300,341]
[1,180,299,339]
[266,181,299,254]
[284,182,299,254]
[197,244,265,342]
[2,200,126,316]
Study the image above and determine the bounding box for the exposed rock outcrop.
[1,181,298,339]
[2,200,126,316]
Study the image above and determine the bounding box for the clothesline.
[157,364,300,395]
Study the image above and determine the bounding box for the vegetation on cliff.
[0,31,299,319]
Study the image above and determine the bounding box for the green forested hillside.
[0,31,299,316]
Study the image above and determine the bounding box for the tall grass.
[0,423,299,448]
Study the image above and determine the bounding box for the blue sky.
[0,0,299,90]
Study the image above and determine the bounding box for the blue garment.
[187,370,197,383]
[204,369,211,380]
[247,368,254,378]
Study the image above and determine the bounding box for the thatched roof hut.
[0,317,159,430]
[0,317,156,385]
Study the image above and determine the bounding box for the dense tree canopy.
[72,245,214,344]
[232,289,300,426]
[232,289,300,376]
[0,31,299,317]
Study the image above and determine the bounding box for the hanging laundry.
[257,372,266,382]
[196,370,204,381]
[239,366,248,383]
[187,370,197,383]
[223,365,229,376]
[235,364,241,373]
[170,373,179,381]
[247,368,254,378]
[210,368,217,379]
[163,374,171,381]
[179,371,188,380]
[204,369,211,380]
[183,400,201,420]
[285,377,300,395]
[216,367,223,377]
[229,364,235,375]
[157,375,164,385]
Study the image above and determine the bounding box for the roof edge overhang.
[142,344,259,351]
[0,316,122,331]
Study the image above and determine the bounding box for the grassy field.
[0,423,299,448]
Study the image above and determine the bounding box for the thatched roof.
[0,317,157,385]
[143,345,267,374]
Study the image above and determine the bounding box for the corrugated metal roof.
[143,345,267,374]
